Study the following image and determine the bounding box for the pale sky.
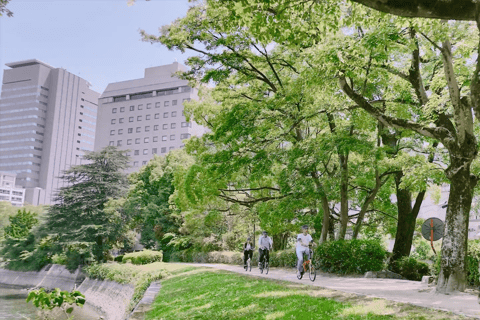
[0,0,194,93]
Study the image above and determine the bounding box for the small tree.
[4,209,38,239]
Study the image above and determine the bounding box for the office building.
[0,59,100,205]
[95,62,206,172]
[0,171,25,206]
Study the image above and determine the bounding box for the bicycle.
[244,256,252,272]
[259,249,269,274]
[296,247,316,282]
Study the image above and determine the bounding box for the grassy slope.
[146,269,473,320]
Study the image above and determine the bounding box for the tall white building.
[0,171,25,207]
[0,59,100,205]
[95,62,206,171]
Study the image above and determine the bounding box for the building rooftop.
[5,59,54,70]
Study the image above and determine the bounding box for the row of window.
[110,111,180,124]
[80,118,96,126]
[2,85,47,92]
[80,105,97,113]
[111,99,190,113]
[1,92,43,100]
[0,145,42,152]
[0,107,46,115]
[0,161,41,167]
[0,99,45,107]
[0,122,44,129]
[0,190,24,196]
[79,132,95,139]
[110,123,192,135]
[0,154,42,160]
[108,134,191,146]
[0,130,44,137]
[79,125,95,133]
[104,86,191,104]
[0,115,46,122]
[0,138,43,145]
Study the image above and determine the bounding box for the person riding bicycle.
[243,237,254,268]
[297,225,315,276]
[258,231,273,268]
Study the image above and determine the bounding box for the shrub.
[114,255,124,262]
[314,239,387,274]
[269,250,297,268]
[122,250,163,265]
[389,256,430,281]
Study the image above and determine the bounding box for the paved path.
[180,263,480,319]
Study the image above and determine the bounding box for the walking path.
[181,263,480,319]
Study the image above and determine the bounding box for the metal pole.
[430,219,437,255]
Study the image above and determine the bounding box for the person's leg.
[259,249,264,266]
[247,250,253,261]
[266,249,270,263]
[296,247,304,273]
[244,251,247,267]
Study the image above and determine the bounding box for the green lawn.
[145,269,471,320]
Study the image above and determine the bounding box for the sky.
[0,0,194,93]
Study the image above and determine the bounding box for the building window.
[138,104,143,110]
[163,124,168,130]
[143,149,148,155]
[183,98,191,102]
[128,128,133,133]
[134,150,139,155]
[142,161,147,165]
[112,108,117,113]
[144,137,149,143]
[155,113,159,119]
[135,138,140,144]
[164,101,169,107]
[171,111,177,117]
[163,112,169,118]
[161,147,166,153]
[181,122,191,127]
[152,148,157,154]
[119,118,124,124]
[155,102,161,108]
[146,114,151,120]
[170,135,175,140]
[130,105,135,111]
[137,116,142,121]
[133,161,139,167]
[127,139,132,145]
[110,130,115,135]
[117,140,122,146]
[111,119,116,124]
[162,135,167,141]
[129,117,134,122]
[173,100,179,106]
[120,107,125,112]
[147,103,152,109]
[145,126,150,132]
[181,133,191,139]
[171,123,176,129]
[109,141,114,146]
[154,125,159,131]
[169,146,174,150]
[153,136,158,142]
[118,129,123,135]
[136,127,141,133]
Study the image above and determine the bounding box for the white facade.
[95,62,206,172]
[0,171,25,206]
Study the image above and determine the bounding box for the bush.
[114,255,124,262]
[269,250,297,268]
[389,256,430,281]
[314,239,387,274]
[122,250,163,265]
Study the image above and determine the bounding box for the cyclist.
[258,231,273,268]
[243,237,254,269]
[297,225,315,276]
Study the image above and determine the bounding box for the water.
[0,286,37,320]
[0,286,102,320]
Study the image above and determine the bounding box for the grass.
[145,269,475,320]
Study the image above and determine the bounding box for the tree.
[4,209,38,239]
[0,0,12,17]
[46,146,129,263]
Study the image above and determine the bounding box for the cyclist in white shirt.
[258,231,273,267]
[297,225,315,276]
[243,237,254,268]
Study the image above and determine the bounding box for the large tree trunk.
[390,172,426,262]
[338,153,349,240]
[437,162,476,293]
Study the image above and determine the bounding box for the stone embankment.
[0,265,136,320]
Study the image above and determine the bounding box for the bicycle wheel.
[248,260,252,272]
[309,264,316,282]
[266,262,269,274]
[260,260,264,274]
[296,269,303,280]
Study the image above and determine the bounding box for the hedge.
[122,249,163,265]
[389,256,430,281]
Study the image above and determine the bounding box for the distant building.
[0,171,25,207]
[0,59,100,205]
[95,62,206,172]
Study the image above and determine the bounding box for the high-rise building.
[0,59,99,205]
[95,62,206,172]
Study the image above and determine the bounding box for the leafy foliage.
[388,256,430,281]
[122,249,163,265]
[3,209,38,239]
[26,288,85,320]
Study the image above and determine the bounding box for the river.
[0,286,102,320]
